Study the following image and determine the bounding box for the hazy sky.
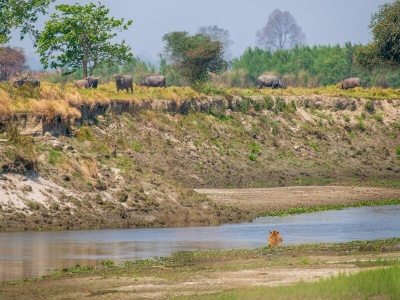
[7,0,390,69]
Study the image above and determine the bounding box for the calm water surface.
[1,205,400,282]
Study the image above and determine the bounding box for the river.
[1,204,400,282]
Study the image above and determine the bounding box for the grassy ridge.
[1,82,400,118]
[261,198,400,217]
[192,265,400,299]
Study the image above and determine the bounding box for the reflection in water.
[1,205,400,282]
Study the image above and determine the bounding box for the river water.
[1,205,400,282]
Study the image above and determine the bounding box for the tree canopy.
[162,31,229,85]
[197,25,233,61]
[256,9,306,51]
[0,0,54,44]
[356,0,400,70]
[36,2,133,77]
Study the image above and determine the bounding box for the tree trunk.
[82,47,88,78]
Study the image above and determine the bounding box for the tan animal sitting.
[267,230,283,246]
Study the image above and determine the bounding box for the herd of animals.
[10,73,361,91]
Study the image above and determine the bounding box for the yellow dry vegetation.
[1,80,400,119]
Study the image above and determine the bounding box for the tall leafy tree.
[197,25,233,61]
[356,0,400,70]
[36,2,133,77]
[0,0,54,44]
[256,9,306,51]
[162,31,229,85]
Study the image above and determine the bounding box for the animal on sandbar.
[267,230,283,246]
[113,74,133,93]
[256,74,286,89]
[74,74,101,89]
[140,75,166,87]
[13,77,40,88]
[341,77,361,90]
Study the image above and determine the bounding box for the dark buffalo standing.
[113,74,133,93]
[257,74,286,89]
[140,75,166,87]
[74,74,101,89]
[341,77,361,90]
[86,74,101,88]
[13,77,40,88]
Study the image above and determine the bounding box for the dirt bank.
[1,95,400,231]
[1,241,400,299]
[195,185,400,214]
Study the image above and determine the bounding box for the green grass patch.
[196,265,400,300]
[261,198,400,217]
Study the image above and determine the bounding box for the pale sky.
[7,0,390,70]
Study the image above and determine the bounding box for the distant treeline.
[229,43,400,88]
[42,43,400,89]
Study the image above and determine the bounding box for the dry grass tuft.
[0,87,12,116]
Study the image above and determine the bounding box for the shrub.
[2,125,37,174]
[396,146,400,159]
[76,126,95,142]
[364,100,375,114]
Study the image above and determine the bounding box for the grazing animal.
[140,75,166,87]
[74,74,101,89]
[75,79,90,89]
[86,74,101,89]
[257,74,285,89]
[341,77,361,90]
[13,77,40,88]
[113,74,133,93]
[267,230,283,246]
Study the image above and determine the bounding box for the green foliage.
[263,96,274,110]
[396,146,400,159]
[275,97,285,112]
[36,2,133,77]
[49,149,62,165]
[231,43,400,88]
[162,31,229,85]
[364,100,375,114]
[356,1,400,70]
[262,198,400,217]
[2,124,36,174]
[208,265,400,300]
[0,0,54,44]
[76,126,95,142]
[100,260,115,268]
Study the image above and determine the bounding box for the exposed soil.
[1,96,400,231]
[1,243,400,299]
[195,185,400,213]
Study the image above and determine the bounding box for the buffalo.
[140,75,166,87]
[113,74,133,93]
[13,77,40,88]
[75,79,90,89]
[256,74,285,89]
[74,74,101,89]
[86,74,101,88]
[341,77,361,90]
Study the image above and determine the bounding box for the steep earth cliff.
[0,95,399,230]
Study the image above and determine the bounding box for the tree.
[356,0,400,70]
[0,47,26,80]
[0,0,54,44]
[197,25,233,61]
[36,2,133,78]
[162,31,229,85]
[256,9,306,51]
